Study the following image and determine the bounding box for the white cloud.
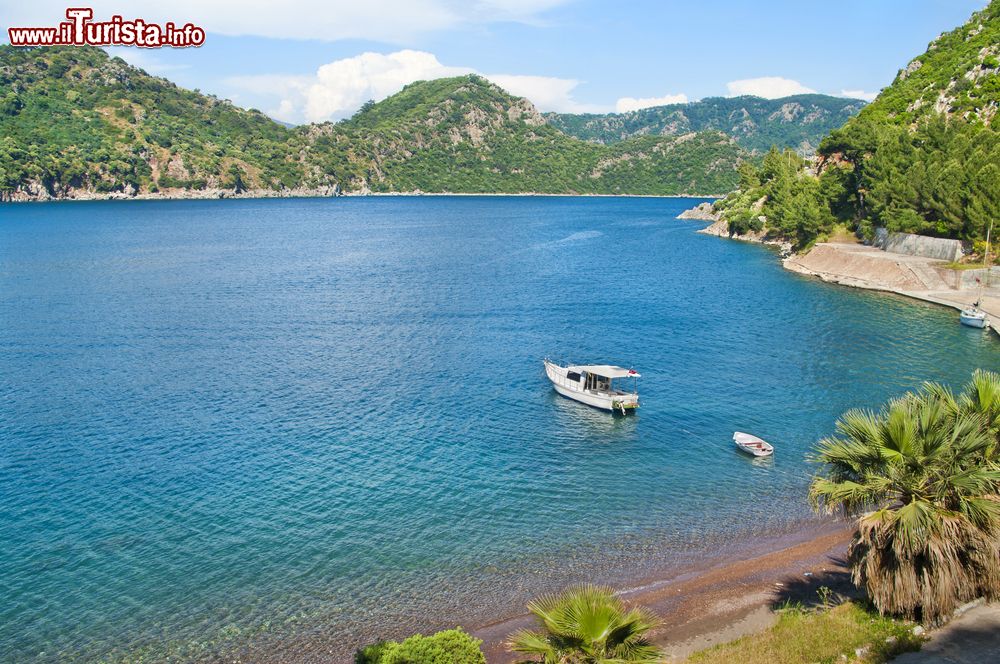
[227,50,602,123]
[104,47,189,75]
[839,89,878,102]
[2,1,572,43]
[615,93,688,113]
[271,100,298,124]
[484,74,605,113]
[304,50,471,122]
[726,76,816,99]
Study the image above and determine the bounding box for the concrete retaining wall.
[955,266,1000,291]
[933,266,1000,291]
[874,229,963,262]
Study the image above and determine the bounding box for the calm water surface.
[1,197,997,661]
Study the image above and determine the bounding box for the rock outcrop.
[677,201,720,221]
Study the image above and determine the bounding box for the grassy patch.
[820,224,861,245]
[687,601,923,664]
[939,260,991,271]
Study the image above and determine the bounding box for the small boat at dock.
[960,220,992,329]
[960,305,988,329]
[733,431,774,457]
[543,359,640,414]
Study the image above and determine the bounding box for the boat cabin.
[570,366,632,394]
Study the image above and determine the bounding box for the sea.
[2,196,997,661]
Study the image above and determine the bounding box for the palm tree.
[508,584,661,663]
[960,369,1000,447]
[810,375,1000,623]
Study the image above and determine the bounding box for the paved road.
[892,603,1000,663]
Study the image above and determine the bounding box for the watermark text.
[8,8,205,47]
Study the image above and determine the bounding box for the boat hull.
[733,431,774,457]
[960,310,988,328]
[544,360,639,413]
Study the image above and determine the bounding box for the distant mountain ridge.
[0,46,746,200]
[545,94,865,155]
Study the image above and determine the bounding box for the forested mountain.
[545,95,865,155]
[715,0,1000,249]
[327,76,742,195]
[0,46,745,200]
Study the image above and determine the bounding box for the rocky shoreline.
[681,202,793,254]
[0,183,344,203]
[1,185,725,203]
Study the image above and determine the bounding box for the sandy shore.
[472,520,854,662]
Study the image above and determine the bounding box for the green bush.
[356,628,485,664]
[355,640,392,664]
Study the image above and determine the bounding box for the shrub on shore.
[688,601,921,664]
[355,628,485,664]
[507,584,661,663]
[810,370,1000,623]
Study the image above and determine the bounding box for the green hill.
[0,46,745,200]
[715,0,1000,249]
[545,94,865,155]
[0,45,311,196]
[330,75,742,195]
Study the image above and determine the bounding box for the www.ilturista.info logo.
[7,8,206,47]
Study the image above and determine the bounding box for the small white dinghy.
[733,431,774,457]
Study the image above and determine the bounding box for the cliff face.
[0,47,745,200]
[846,2,1000,129]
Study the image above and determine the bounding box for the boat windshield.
[583,373,638,394]
[584,373,611,391]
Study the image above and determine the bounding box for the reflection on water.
[547,390,641,437]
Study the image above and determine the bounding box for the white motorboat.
[960,306,988,329]
[543,359,640,414]
[733,431,774,457]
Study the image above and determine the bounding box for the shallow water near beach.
[1,196,998,661]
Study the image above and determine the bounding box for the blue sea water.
[1,196,997,661]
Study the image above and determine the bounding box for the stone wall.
[873,229,963,262]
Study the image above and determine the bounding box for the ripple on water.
[1,196,997,662]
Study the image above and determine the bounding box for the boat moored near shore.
[733,431,774,457]
[960,306,989,329]
[543,359,640,414]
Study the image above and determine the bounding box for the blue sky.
[1,1,989,123]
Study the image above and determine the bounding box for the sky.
[0,1,990,124]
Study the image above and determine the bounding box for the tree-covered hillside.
[330,76,742,195]
[715,0,1000,249]
[0,46,745,200]
[0,45,310,197]
[545,95,865,155]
